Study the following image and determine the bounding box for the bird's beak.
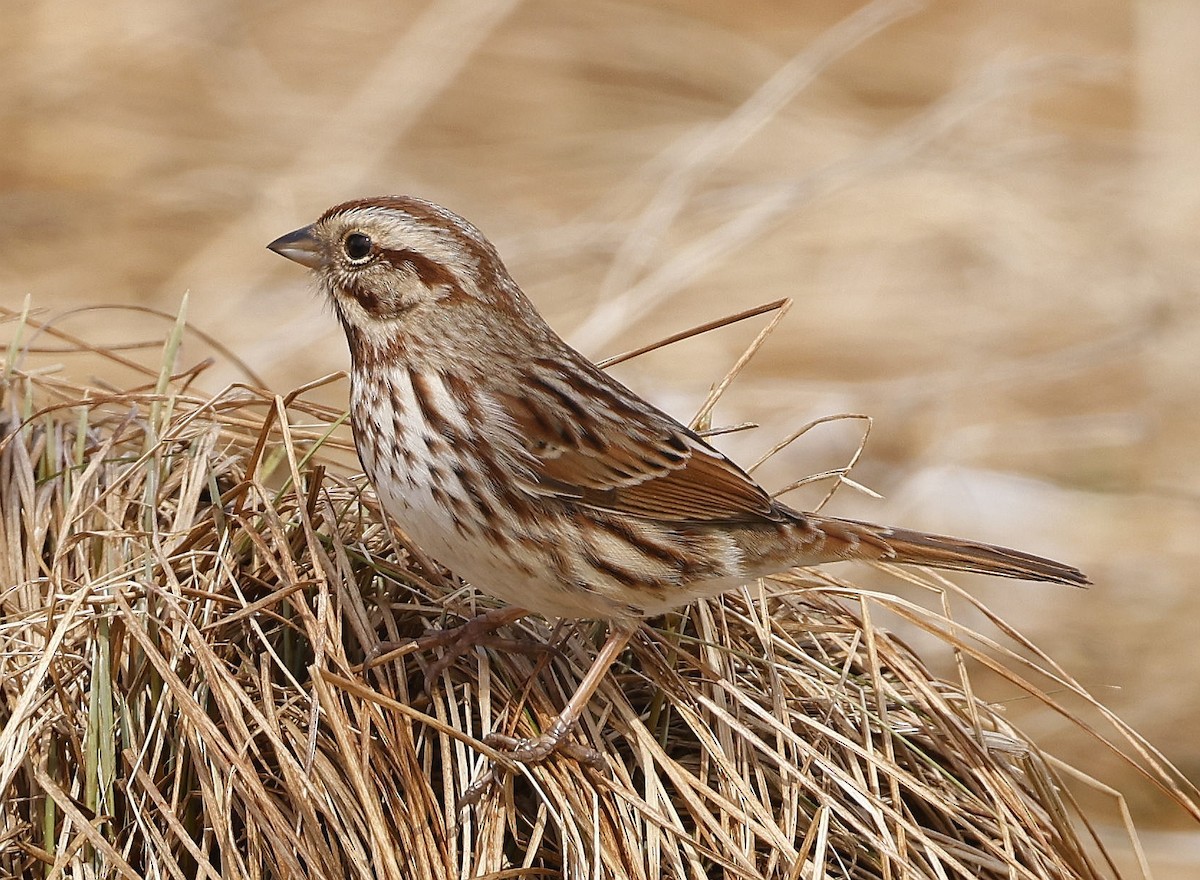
[267,224,323,269]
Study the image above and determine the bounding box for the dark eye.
[343,232,373,262]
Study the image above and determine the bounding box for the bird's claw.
[457,727,605,809]
[483,730,605,768]
[362,607,532,694]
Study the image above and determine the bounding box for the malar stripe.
[342,276,381,315]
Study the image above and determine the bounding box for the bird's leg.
[484,625,634,764]
[367,606,532,691]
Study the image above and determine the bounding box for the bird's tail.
[802,514,1089,586]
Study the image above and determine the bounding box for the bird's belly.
[356,388,762,622]
[376,464,768,620]
[370,469,642,620]
[374,476,770,619]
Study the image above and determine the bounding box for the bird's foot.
[483,725,605,767]
[365,606,533,693]
[457,627,636,807]
[457,721,605,808]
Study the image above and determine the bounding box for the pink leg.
[484,625,634,764]
[367,606,531,690]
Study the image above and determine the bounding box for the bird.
[267,195,1088,764]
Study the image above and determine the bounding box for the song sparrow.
[268,196,1087,763]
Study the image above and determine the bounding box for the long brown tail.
[806,514,1090,586]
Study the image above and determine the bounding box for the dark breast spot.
[410,372,450,435]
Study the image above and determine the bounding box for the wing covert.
[494,359,784,525]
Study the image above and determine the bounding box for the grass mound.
[0,303,1194,879]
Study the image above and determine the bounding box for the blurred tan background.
[3,0,1198,872]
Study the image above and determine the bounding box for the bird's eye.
[343,232,373,262]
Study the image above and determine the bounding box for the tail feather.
[807,515,1090,587]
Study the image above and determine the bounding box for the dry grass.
[4,0,1200,872]
[1,303,1196,879]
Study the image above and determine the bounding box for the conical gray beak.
[267,224,323,269]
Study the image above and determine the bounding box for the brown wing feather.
[496,358,784,524]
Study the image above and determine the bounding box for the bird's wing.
[496,357,784,524]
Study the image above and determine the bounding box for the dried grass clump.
[0,303,1195,880]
